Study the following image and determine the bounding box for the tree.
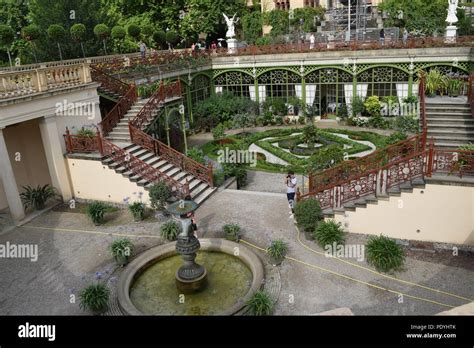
[141,24,154,46]
[0,24,15,68]
[302,125,320,146]
[94,24,110,55]
[242,12,263,44]
[263,9,289,37]
[153,30,166,50]
[378,0,465,36]
[111,25,126,53]
[127,24,141,42]
[165,30,178,50]
[47,24,66,60]
[21,24,41,62]
[290,7,325,33]
[70,23,87,58]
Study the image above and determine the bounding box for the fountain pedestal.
[175,235,207,293]
[166,200,207,294]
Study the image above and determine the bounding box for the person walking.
[309,33,315,50]
[285,170,297,218]
[139,41,147,59]
[379,28,385,46]
[402,28,408,46]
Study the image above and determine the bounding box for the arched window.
[190,75,211,105]
[357,67,409,98]
[214,71,254,99]
[257,69,301,101]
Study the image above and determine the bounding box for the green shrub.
[0,24,15,47]
[336,104,348,118]
[459,143,474,151]
[313,220,345,248]
[160,220,180,241]
[302,124,319,144]
[271,98,287,116]
[47,24,66,42]
[128,202,145,221]
[298,116,306,125]
[364,96,381,117]
[187,147,205,164]
[127,24,141,40]
[366,235,405,272]
[212,123,226,142]
[403,96,418,104]
[294,198,322,232]
[246,290,273,315]
[76,128,96,138]
[213,169,225,187]
[79,283,109,313]
[386,131,408,145]
[367,115,390,129]
[111,26,126,40]
[21,24,41,41]
[109,238,135,264]
[351,96,365,117]
[223,223,241,242]
[255,36,271,46]
[275,116,284,125]
[86,201,109,225]
[307,145,344,172]
[20,185,56,210]
[165,30,178,46]
[393,115,419,133]
[149,181,171,210]
[93,24,110,40]
[153,30,166,48]
[263,111,274,125]
[266,239,288,265]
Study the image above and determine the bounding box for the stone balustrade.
[0,62,92,100]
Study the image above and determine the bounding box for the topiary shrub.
[313,220,345,248]
[71,23,87,57]
[246,290,273,315]
[21,24,41,41]
[165,30,178,48]
[94,24,110,54]
[127,24,141,40]
[160,220,180,241]
[153,30,166,49]
[0,25,15,48]
[223,223,241,242]
[149,181,171,210]
[294,198,322,232]
[366,235,405,272]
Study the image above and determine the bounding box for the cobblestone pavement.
[0,190,472,315]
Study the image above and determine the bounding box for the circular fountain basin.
[118,238,264,315]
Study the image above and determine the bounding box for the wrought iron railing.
[468,71,474,118]
[63,128,103,154]
[129,80,214,187]
[100,137,190,198]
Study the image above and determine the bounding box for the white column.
[39,116,73,202]
[0,128,25,221]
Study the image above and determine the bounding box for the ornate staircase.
[426,101,474,148]
[66,67,216,205]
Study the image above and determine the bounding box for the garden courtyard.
[0,183,473,316]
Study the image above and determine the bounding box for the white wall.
[332,184,474,246]
[66,158,150,206]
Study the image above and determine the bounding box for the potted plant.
[246,290,274,316]
[109,238,135,265]
[79,283,110,315]
[223,223,241,242]
[86,201,109,225]
[266,239,288,266]
[20,184,56,211]
[128,201,145,222]
[447,79,462,97]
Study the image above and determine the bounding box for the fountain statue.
[223,13,239,54]
[165,199,207,293]
[445,0,464,42]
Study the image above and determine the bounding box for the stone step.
[106,136,130,143]
[425,112,472,118]
[426,118,474,125]
[427,129,474,135]
[194,187,217,205]
[190,182,209,199]
[431,134,474,142]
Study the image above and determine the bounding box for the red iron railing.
[308,133,426,193]
[468,71,474,118]
[129,80,214,187]
[99,85,137,136]
[431,148,474,178]
[63,128,103,154]
[100,137,190,198]
[418,73,427,133]
[91,66,131,96]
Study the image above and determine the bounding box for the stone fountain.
[165,199,207,293]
